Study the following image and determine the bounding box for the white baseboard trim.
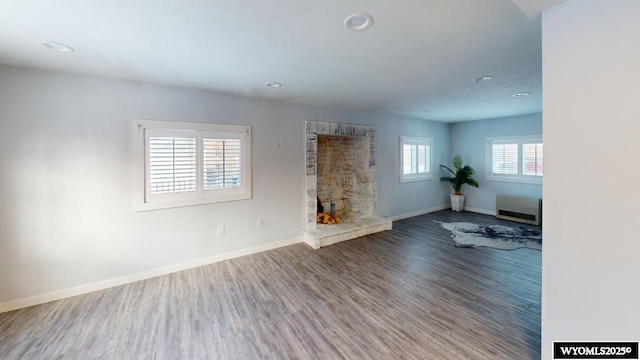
[0,236,303,314]
[464,207,496,216]
[302,232,320,250]
[388,205,449,221]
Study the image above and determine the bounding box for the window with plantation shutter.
[491,142,518,175]
[203,136,242,190]
[486,136,542,184]
[134,120,251,211]
[522,143,543,176]
[148,133,197,194]
[400,136,433,182]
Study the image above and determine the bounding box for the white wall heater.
[496,195,542,226]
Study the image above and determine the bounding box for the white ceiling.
[0,0,565,122]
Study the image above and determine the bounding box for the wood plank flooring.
[0,210,541,359]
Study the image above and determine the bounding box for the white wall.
[0,66,449,307]
[542,1,640,358]
[377,117,451,217]
[449,113,542,213]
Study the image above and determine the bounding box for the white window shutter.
[417,144,430,173]
[148,136,197,194]
[522,143,543,176]
[491,143,518,175]
[203,138,242,189]
[402,144,413,175]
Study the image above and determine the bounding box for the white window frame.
[486,135,542,184]
[133,120,251,211]
[400,136,433,183]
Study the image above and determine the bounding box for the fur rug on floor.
[436,221,542,250]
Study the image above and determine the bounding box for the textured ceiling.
[0,0,565,122]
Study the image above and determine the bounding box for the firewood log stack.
[316,196,341,224]
[316,212,341,224]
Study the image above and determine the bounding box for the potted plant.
[440,155,479,212]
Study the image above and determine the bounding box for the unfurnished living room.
[1,1,638,359]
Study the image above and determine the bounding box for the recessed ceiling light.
[265,81,282,88]
[40,41,75,53]
[379,102,387,107]
[513,92,531,97]
[344,13,374,32]
[475,75,493,82]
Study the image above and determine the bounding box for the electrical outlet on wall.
[217,226,225,235]
[257,218,263,227]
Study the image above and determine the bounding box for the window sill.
[400,175,433,183]
[486,175,542,185]
[135,192,251,212]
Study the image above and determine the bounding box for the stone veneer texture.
[305,121,376,231]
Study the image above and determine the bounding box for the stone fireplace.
[303,120,392,249]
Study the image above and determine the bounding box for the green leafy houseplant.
[440,155,479,195]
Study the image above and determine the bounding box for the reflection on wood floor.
[0,210,541,359]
